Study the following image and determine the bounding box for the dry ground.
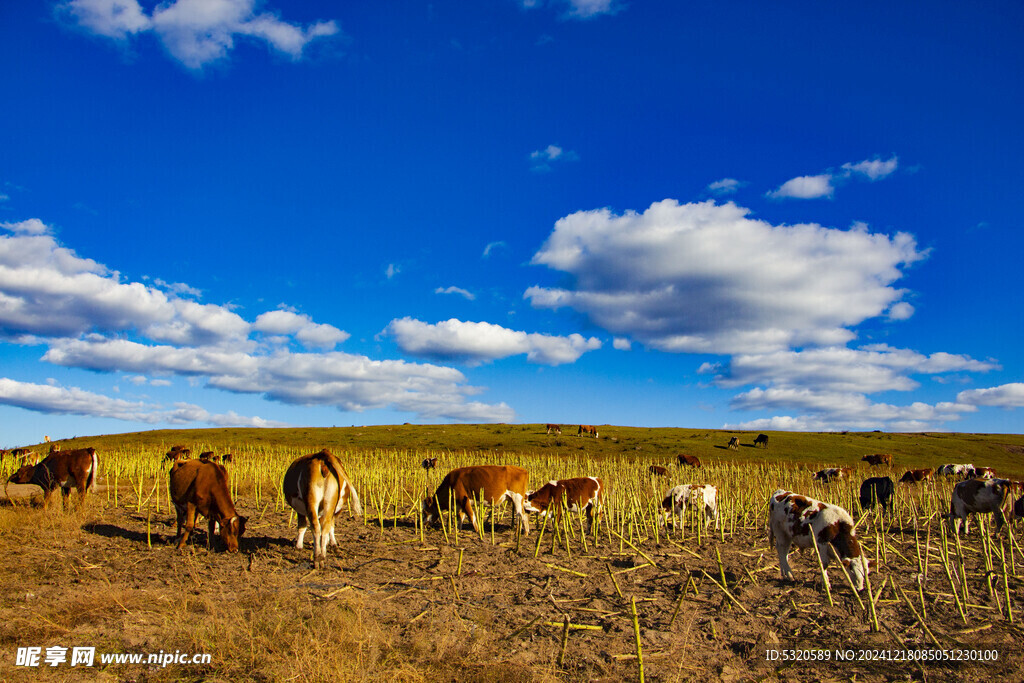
[1,485,1023,683]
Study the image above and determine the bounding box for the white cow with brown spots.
[661,484,718,529]
[769,489,870,591]
[948,478,1012,535]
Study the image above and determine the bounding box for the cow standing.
[524,477,603,531]
[677,454,701,467]
[753,434,769,448]
[769,489,870,591]
[423,465,531,536]
[859,477,895,515]
[948,478,1012,535]
[648,465,669,477]
[661,484,718,529]
[421,457,438,471]
[578,425,599,438]
[282,450,362,569]
[169,460,246,552]
[727,436,739,450]
[899,468,933,484]
[6,447,99,510]
[813,467,853,483]
[545,424,562,435]
[861,454,893,467]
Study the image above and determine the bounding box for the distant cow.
[727,436,739,450]
[165,446,191,463]
[525,477,603,530]
[861,454,893,466]
[648,465,669,477]
[813,467,853,483]
[283,450,363,569]
[859,477,895,515]
[677,454,701,467]
[578,425,599,438]
[899,468,933,484]
[976,467,997,480]
[423,465,531,536]
[1014,495,1024,523]
[221,454,234,464]
[938,463,976,479]
[169,460,246,552]
[769,489,870,591]
[6,447,99,510]
[421,457,438,471]
[661,484,718,528]
[753,434,769,448]
[949,478,1012,535]
[545,424,562,435]
[199,451,218,463]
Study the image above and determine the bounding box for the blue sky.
[2,0,1023,446]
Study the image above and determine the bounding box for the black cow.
[753,434,769,448]
[859,476,895,515]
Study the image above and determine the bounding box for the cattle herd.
[4,438,1024,600]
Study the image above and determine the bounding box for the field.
[2,425,1024,682]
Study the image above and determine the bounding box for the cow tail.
[88,449,99,493]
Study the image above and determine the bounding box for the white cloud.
[60,0,339,69]
[957,383,1024,408]
[529,144,578,172]
[706,178,742,196]
[385,263,400,279]
[843,156,899,181]
[564,0,621,19]
[434,286,476,301]
[613,337,631,351]
[482,241,508,258]
[766,174,834,199]
[384,317,600,366]
[253,309,349,349]
[526,199,925,355]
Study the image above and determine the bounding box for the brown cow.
[221,454,234,464]
[6,447,99,510]
[649,465,669,477]
[423,465,530,536]
[545,424,562,435]
[727,436,739,450]
[677,454,701,467]
[169,460,246,552]
[524,477,603,530]
[899,468,933,484]
[282,450,362,569]
[578,425,599,438]
[199,451,218,463]
[861,454,893,466]
[976,467,997,480]
[164,446,191,463]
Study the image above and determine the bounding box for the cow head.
[422,497,440,525]
[840,554,870,591]
[7,464,36,485]
[220,515,247,553]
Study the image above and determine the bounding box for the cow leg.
[177,505,197,549]
[994,509,1006,532]
[207,516,217,549]
[776,540,795,581]
[508,492,530,536]
[306,494,324,568]
[295,515,309,549]
[62,486,72,512]
[460,497,479,535]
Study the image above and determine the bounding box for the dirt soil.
[1,488,1022,682]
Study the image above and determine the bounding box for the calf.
[282,450,362,569]
[899,468,933,484]
[753,434,769,448]
[578,424,599,438]
[769,490,870,591]
[677,453,701,467]
[545,424,562,435]
[423,465,530,536]
[421,457,438,471]
[727,436,739,450]
[169,460,246,552]
[524,477,603,530]
[812,467,852,483]
[648,465,669,477]
[661,484,718,528]
[6,447,99,510]
[948,478,1011,535]
[861,454,893,467]
[859,477,895,515]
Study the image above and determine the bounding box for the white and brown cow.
[769,489,870,591]
[727,436,739,450]
[976,467,997,480]
[578,425,599,438]
[524,477,603,530]
[169,459,247,552]
[812,467,853,483]
[938,463,976,479]
[661,484,718,529]
[423,465,531,536]
[948,478,1012,535]
[282,449,362,569]
[6,447,99,510]
[545,424,562,435]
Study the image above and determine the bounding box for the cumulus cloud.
[434,286,476,301]
[526,199,925,355]
[613,337,631,351]
[60,0,339,69]
[957,383,1024,408]
[529,144,578,172]
[253,309,349,349]
[707,178,742,196]
[384,317,601,366]
[843,156,899,181]
[768,156,899,200]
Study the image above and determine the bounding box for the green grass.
[28,425,1024,479]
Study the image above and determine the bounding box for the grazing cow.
[169,460,246,552]
[1014,495,1024,524]
[199,451,217,463]
[661,484,718,528]
[861,454,893,467]
[524,477,603,530]
[899,468,933,484]
[545,424,562,435]
[727,436,739,450]
[221,454,234,464]
[677,454,701,467]
[938,463,976,479]
[753,434,769,448]
[282,450,363,569]
[976,467,997,480]
[421,457,438,471]
[769,490,870,591]
[578,425,599,438]
[948,478,1012,535]
[423,465,531,536]
[859,477,895,515]
[648,465,669,477]
[6,447,99,510]
[165,446,191,463]
[812,467,853,483]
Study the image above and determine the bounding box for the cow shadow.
[84,522,153,545]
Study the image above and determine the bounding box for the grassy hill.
[29,424,1024,478]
